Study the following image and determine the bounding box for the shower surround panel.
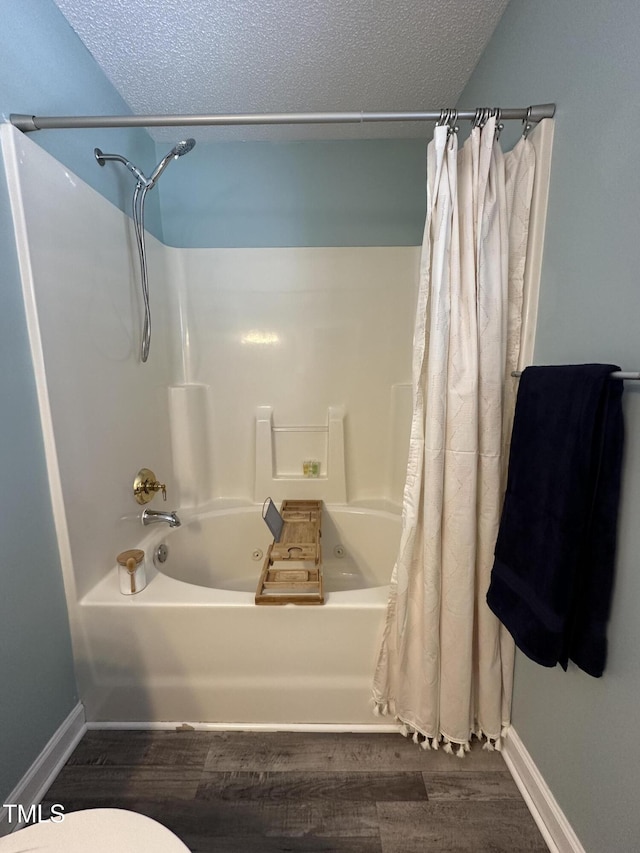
[165,244,419,507]
[1,125,175,602]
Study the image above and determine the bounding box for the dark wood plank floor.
[41,731,549,852]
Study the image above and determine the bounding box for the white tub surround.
[168,245,418,507]
[168,383,213,507]
[1,124,175,713]
[3,121,417,730]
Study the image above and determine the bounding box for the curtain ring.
[522,106,533,139]
[493,108,504,141]
[437,108,448,127]
[447,109,459,138]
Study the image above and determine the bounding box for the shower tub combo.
[3,125,409,731]
[80,504,400,726]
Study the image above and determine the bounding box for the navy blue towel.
[487,364,624,677]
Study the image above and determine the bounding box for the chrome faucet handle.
[133,468,167,504]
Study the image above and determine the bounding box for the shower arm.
[94,149,149,186]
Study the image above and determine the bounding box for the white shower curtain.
[373,116,536,754]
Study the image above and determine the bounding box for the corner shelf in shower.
[255,500,324,605]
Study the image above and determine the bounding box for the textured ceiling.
[52,0,510,141]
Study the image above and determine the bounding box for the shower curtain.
[373,115,536,754]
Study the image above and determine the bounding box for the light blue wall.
[0,159,79,806]
[0,0,157,803]
[157,138,427,247]
[460,2,640,850]
[1,0,162,239]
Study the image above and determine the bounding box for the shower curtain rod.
[9,103,555,132]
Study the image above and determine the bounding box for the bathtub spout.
[141,508,181,528]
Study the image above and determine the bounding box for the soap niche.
[273,430,326,478]
[254,405,347,503]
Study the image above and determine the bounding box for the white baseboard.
[86,721,400,733]
[502,727,585,853]
[0,702,86,836]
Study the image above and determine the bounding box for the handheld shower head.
[172,138,196,157]
[94,139,196,189]
[147,138,196,188]
[94,137,196,363]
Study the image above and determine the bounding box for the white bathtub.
[79,505,400,726]
[156,505,397,594]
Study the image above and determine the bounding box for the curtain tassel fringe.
[373,706,490,757]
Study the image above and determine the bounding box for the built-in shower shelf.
[254,405,347,503]
[272,474,328,481]
[255,500,324,605]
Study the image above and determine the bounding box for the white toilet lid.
[0,808,191,853]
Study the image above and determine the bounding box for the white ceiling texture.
[52,0,510,141]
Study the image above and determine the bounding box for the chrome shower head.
[94,138,195,364]
[171,138,196,157]
[147,138,196,188]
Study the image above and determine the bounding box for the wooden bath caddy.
[255,500,324,605]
